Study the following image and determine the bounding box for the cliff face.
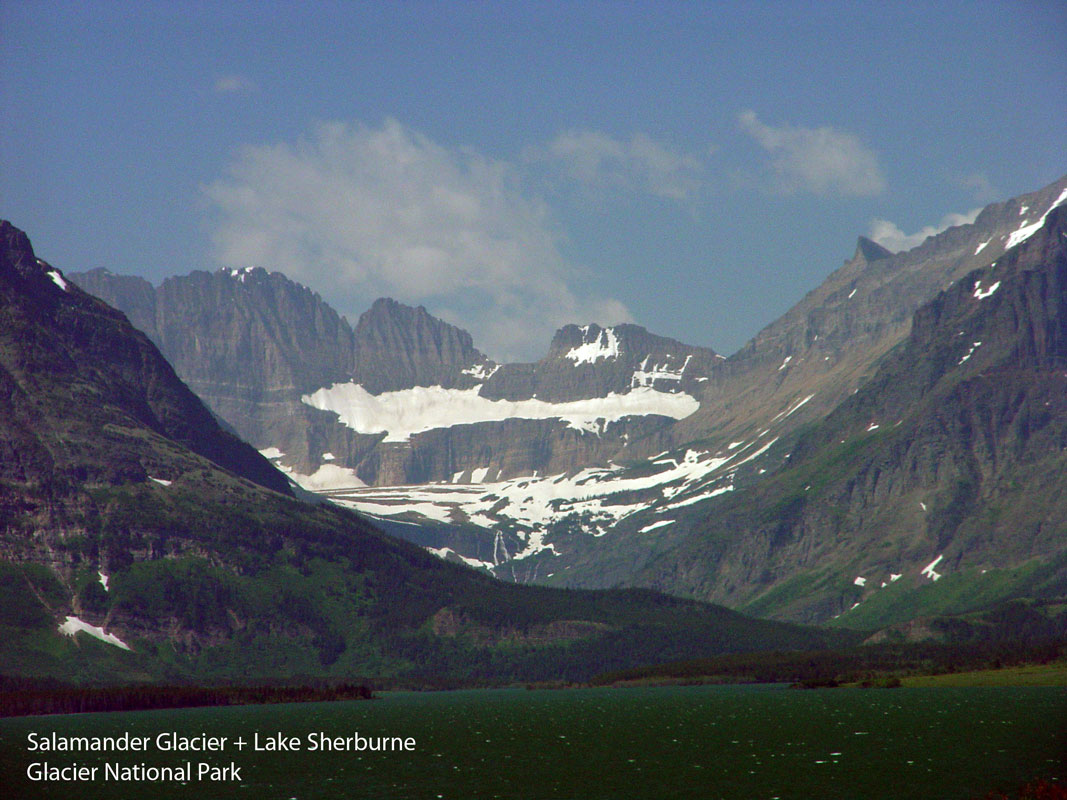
[71,269,722,487]
[72,266,362,479]
[153,267,357,399]
[352,297,489,393]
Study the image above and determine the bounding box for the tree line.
[0,677,372,718]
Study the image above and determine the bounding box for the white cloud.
[214,74,256,94]
[738,110,885,196]
[529,130,705,201]
[203,119,632,361]
[868,208,982,253]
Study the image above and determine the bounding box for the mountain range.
[0,219,848,685]
[1,173,1064,686]
[68,175,1067,629]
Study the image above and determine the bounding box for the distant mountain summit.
[74,264,357,397]
[353,297,488,393]
[851,235,893,264]
[673,175,1067,455]
[477,323,721,403]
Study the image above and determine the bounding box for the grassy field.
[899,661,1067,688]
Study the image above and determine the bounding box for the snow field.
[301,383,699,442]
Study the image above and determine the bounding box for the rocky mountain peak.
[219,265,269,282]
[546,322,718,365]
[851,236,893,265]
[148,267,356,394]
[73,267,158,338]
[548,323,623,362]
[1,221,86,310]
[359,297,465,339]
[1,220,35,271]
[69,263,360,477]
[352,297,486,393]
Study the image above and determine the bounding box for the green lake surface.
[1,685,1064,799]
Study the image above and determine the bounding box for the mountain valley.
[69,176,1067,627]
[0,219,848,685]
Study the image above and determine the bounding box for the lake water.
[2,685,1064,799]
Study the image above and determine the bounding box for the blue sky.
[2,1,1065,360]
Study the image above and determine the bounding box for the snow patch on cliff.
[1005,187,1067,249]
[425,546,495,570]
[302,383,698,441]
[640,519,675,533]
[48,270,69,292]
[59,616,130,650]
[281,463,366,491]
[921,554,944,581]
[325,443,750,563]
[462,362,500,380]
[631,354,692,388]
[958,341,982,364]
[566,326,620,365]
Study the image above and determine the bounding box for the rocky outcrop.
[352,298,489,393]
